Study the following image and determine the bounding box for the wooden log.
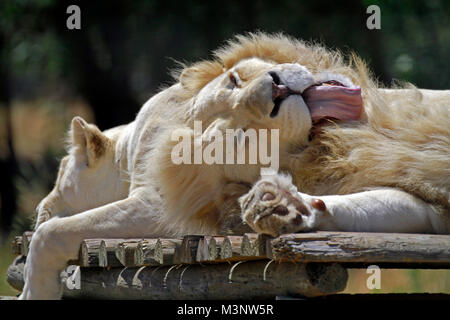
[8,256,348,299]
[174,235,203,264]
[241,233,257,256]
[115,241,140,267]
[21,231,33,256]
[7,256,348,299]
[11,236,22,255]
[253,234,271,257]
[269,232,450,267]
[207,236,225,261]
[194,235,269,263]
[154,239,182,265]
[220,236,242,260]
[79,239,102,267]
[194,236,227,262]
[99,239,123,267]
[6,255,26,291]
[194,236,226,262]
[134,239,159,266]
[195,237,209,262]
[59,261,348,299]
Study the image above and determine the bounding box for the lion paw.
[240,174,326,236]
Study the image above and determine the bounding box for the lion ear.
[71,116,109,165]
[180,67,198,90]
[179,62,224,93]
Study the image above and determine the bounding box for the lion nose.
[268,71,281,85]
[268,71,290,101]
[272,82,290,101]
[268,71,300,101]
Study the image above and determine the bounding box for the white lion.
[20,33,449,299]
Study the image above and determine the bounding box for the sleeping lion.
[21,33,449,299]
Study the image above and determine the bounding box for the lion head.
[177,33,364,156]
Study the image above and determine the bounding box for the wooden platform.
[7,231,450,299]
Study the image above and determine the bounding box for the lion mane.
[143,33,450,235]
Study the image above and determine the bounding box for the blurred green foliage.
[1,0,449,98]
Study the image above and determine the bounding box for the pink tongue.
[302,85,363,122]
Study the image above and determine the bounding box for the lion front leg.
[240,174,323,236]
[240,173,448,236]
[215,182,254,235]
[20,194,162,300]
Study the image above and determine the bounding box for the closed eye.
[229,71,242,88]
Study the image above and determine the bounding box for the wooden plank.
[268,232,450,266]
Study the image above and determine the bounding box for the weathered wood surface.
[115,241,140,267]
[99,239,124,267]
[12,236,22,255]
[21,232,32,256]
[8,230,450,299]
[242,233,269,257]
[77,235,269,267]
[13,232,450,268]
[7,256,347,299]
[173,235,203,264]
[6,255,26,291]
[154,238,182,265]
[269,232,450,267]
[80,239,102,267]
[60,261,347,299]
[194,234,270,263]
[134,239,159,266]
